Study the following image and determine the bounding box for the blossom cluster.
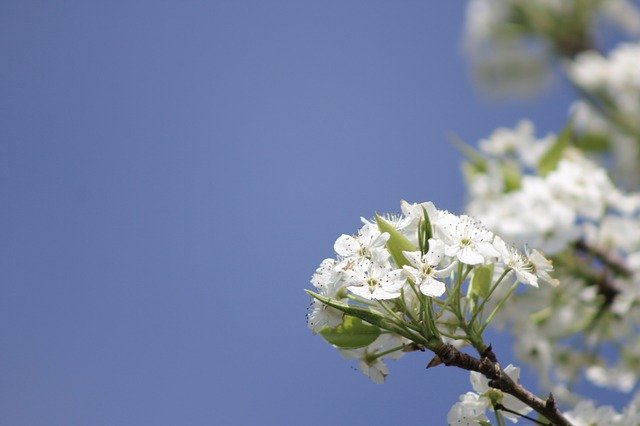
[463,0,640,95]
[307,201,555,386]
[568,42,640,185]
[462,119,640,403]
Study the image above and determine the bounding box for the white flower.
[398,200,441,245]
[307,259,345,333]
[547,157,613,220]
[402,239,455,297]
[479,120,533,157]
[400,200,439,225]
[586,365,636,392]
[339,334,406,384]
[344,260,406,300]
[494,236,538,287]
[307,299,344,334]
[525,248,559,287]
[564,400,622,426]
[470,364,533,423]
[440,213,500,265]
[447,392,490,426]
[334,223,390,263]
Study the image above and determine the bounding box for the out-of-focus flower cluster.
[463,119,640,404]
[463,0,640,95]
[568,41,640,185]
[307,201,555,385]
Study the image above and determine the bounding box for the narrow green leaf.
[450,134,488,174]
[575,132,611,152]
[375,215,417,268]
[501,162,522,193]
[305,290,430,345]
[319,315,381,349]
[538,125,571,176]
[420,207,433,254]
[305,290,387,328]
[470,264,494,299]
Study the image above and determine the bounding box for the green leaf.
[450,135,488,174]
[502,162,522,193]
[575,132,611,152]
[319,315,381,349]
[306,290,389,329]
[305,290,431,346]
[420,206,434,254]
[470,264,494,299]
[375,215,417,268]
[538,125,571,176]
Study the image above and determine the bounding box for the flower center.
[366,277,378,291]
[358,246,371,258]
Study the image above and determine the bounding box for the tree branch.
[430,343,572,426]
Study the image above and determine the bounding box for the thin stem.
[493,406,507,426]
[470,269,511,325]
[406,279,431,338]
[495,404,550,426]
[480,281,519,334]
[454,263,466,317]
[375,300,424,336]
[373,344,406,360]
[439,262,465,316]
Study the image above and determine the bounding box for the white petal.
[476,241,500,258]
[425,239,445,265]
[347,285,373,300]
[381,270,406,290]
[458,247,484,265]
[334,235,358,257]
[402,250,423,268]
[402,265,420,282]
[419,278,446,297]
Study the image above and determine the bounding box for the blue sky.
[0,2,621,425]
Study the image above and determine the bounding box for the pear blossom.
[307,258,345,333]
[402,239,455,297]
[339,334,406,384]
[525,248,559,287]
[439,213,500,265]
[586,365,636,392]
[469,364,533,423]
[563,400,622,426]
[447,392,490,425]
[344,260,406,300]
[493,236,538,287]
[334,223,390,263]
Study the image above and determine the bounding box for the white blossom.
[344,259,406,300]
[439,213,500,265]
[402,239,456,297]
[334,223,390,263]
[447,392,490,425]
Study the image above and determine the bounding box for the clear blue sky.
[0,2,617,425]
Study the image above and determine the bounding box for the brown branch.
[574,240,631,278]
[430,343,573,426]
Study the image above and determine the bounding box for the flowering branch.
[431,343,571,426]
